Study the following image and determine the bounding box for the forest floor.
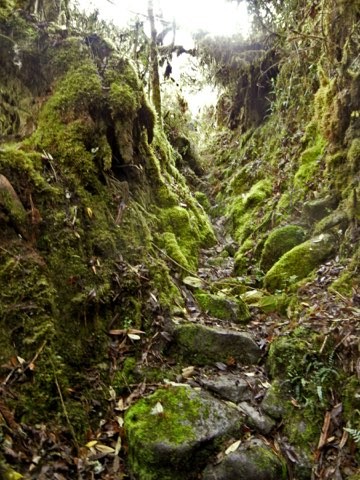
[2,204,360,480]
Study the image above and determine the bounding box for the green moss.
[195,292,250,323]
[125,386,199,445]
[161,231,192,271]
[109,82,139,117]
[125,387,201,478]
[260,225,307,272]
[342,376,360,430]
[294,135,325,191]
[243,179,272,208]
[194,191,211,212]
[113,357,137,394]
[264,233,336,291]
[158,206,212,272]
[247,442,287,479]
[348,138,360,173]
[257,293,289,314]
[0,463,23,480]
[283,407,321,455]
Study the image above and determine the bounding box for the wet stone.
[238,401,276,434]
[202,438,286,480]
[174,323,262,366]
[199,373,255,403]
[125,386,243,480]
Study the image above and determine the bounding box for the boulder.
[202,438,286,480]
[264,233,337,291]
[259,225,307,272]
[125,385,243,480]
[195,292,251,323]
[174,323,262,366]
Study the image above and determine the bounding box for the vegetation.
[0,0,359,478]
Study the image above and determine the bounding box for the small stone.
[182,276,204,290]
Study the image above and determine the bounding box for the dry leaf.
[150,402,164,415]
[115,398,126,411]
[95,444,115,454]
[182,366,195,378]
[116,416,124,428]
[127,333,141,341]
[114,435,122,456]
[225,440,241,455]
[108,386,116,401]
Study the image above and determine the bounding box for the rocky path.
[124,215,293,480]
[123,202,360,480]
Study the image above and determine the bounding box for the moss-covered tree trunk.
[148,0,162,125]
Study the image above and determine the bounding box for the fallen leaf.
[86,440,98,448]
[116,416,124,428]
[115,398,126,411]
[182,366,195,378]
[95,444,115,454]
[109,329,126,335]
[225,440,241,455]
[108,386,116,401]
[114,435,122,456]
[127,333,141,341]
[150,402,164,415]
[260,380,271,389]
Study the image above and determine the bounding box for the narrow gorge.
[0,1,359,479]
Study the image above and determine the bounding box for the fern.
[344,428,360,444]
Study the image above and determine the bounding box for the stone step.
[174,322,262,366]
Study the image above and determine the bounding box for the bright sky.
[75,0,251,38]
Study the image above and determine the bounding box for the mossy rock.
[314,209,349,235]
[257,293,289,314]
[174,322,261,366]
[266,328,321,379]
[264,233,337,291]
[0,174,28,237]
[195,292,250,323]
[125,386,242,480]
[261,380,286,420]
[303,196,338,224]
[202,438,287,480]
[259,225,307,272]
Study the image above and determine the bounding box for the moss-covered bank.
[0,9,215,442]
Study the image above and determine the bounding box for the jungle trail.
[0,1,360,479]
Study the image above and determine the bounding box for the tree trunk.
[148,0,162,125]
